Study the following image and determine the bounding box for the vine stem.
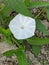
[35,7,45,19]
[11,36,20,48]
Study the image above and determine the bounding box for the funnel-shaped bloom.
[9,14,36,39]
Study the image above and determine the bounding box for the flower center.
[21,26,24,29]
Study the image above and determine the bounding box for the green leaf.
[3,46,24,57]
[3,47,29,65]
[0,3,4,11]
[3,50,15,57]
[0,27,12,44]
[0,5,12,17]
[27,37,49,45]
[0,27,6,35]
[32,45,41,56]
[2,0,33,17]
[36,19,48,35]
[28,1,49,8]
[45,7,49,20]
[15,50,29,65]
[0,27,11,38]
[24,0,30,6]
[0,14,3,22]
[4,36,13,45]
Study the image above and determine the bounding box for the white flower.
[9,14,36,40]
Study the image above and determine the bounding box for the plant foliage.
[0,0,49,65]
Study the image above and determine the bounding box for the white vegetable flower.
[9,14,36,40]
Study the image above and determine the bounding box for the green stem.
[35,8,45,19]
[11,36,20,48]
